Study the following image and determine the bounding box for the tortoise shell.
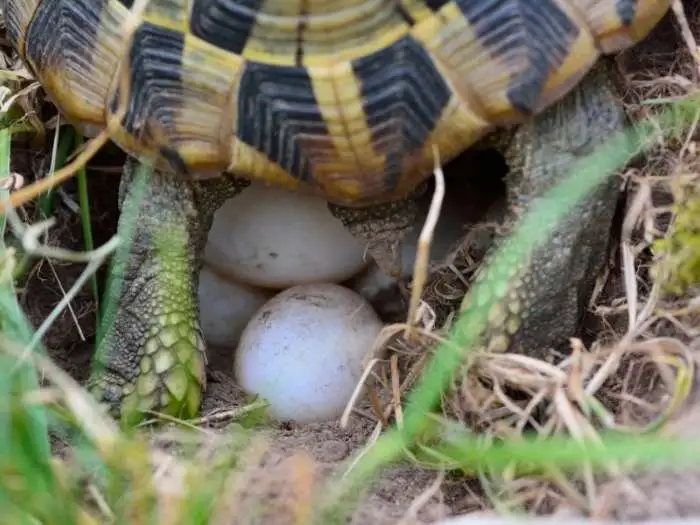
[4,0,669,205]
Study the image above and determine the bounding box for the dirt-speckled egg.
[205,183,368,289]
[198,264,272,348]
[234,283,383,423]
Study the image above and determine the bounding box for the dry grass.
[349,1,700,518]
[1,2,700,524]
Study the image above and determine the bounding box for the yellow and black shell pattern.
[4,0,670,205]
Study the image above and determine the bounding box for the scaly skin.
[89,166,250,423]
[88,164,417,423]
[90,59,625,424]
[328,198,419,278]
[457,59,625,358]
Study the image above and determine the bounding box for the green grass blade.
[38,127,75,217]
[315,94,700,523]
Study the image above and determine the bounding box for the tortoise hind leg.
[462,60,626,358]
[89,159,247,424]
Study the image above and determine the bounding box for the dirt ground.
[18,141,499,525]
[9,4,700,524]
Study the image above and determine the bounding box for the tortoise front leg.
[89,159,248,424]
[461,60,626,358]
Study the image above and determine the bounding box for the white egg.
[198,264,272,348]
[234,283,384,424]
[204,183,368,289]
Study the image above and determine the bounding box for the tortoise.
[3,0,670,423]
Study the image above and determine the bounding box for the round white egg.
[205,183,368,289]
[198,264,272,348]
[234,283,384,423]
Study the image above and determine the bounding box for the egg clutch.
[199,182,380,424]
[198,182,463,423]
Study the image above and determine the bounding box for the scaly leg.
[89,158,248,423]
[460,60,626,358]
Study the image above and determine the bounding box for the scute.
[455,0,584,114]
[17,0,124,128]
[350,36,452,193]
[189,0,413,66]
[3,0,672,204]
[190,0,262,56]
[3,0,41,59]
[235,61,327,183]
[110,23,185,146]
